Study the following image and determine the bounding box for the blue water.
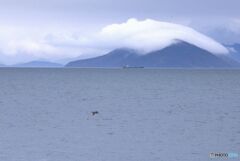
[0,68,239,161]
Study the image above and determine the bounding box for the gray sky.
[0,0,239,64]
[1,0,239,28]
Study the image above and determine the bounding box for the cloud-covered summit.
[99,18,229,54]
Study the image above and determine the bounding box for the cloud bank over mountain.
[0,19,229,64]
[98,19,228,54]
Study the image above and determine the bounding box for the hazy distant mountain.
[225,43,240,62]
[66,41,239,68]
[66,48,139,67]
[13,61,63,68]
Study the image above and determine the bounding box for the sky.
[0,0,239,64]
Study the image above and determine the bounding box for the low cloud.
[0,18,229,64]
[98,18,228,54]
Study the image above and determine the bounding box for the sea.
[0,68,239,161]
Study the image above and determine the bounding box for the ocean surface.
[0,68,239,161]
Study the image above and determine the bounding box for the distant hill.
[13,61,63,68]
[66,48,139,67]
[225,43,240,63]
[66,41,239,68]
[0,64,6,67]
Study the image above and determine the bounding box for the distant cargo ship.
[123,65,144,69]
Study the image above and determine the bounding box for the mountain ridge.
[225,43,240,63]
[12,61,63,68]
[66,41,239,68]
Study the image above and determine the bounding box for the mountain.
[66,48,139,67]
[225,43,240,62]
[13,61,63,68]
[66,41,239,68]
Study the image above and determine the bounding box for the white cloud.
[98,18,229,54]
[0,18,229,64]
